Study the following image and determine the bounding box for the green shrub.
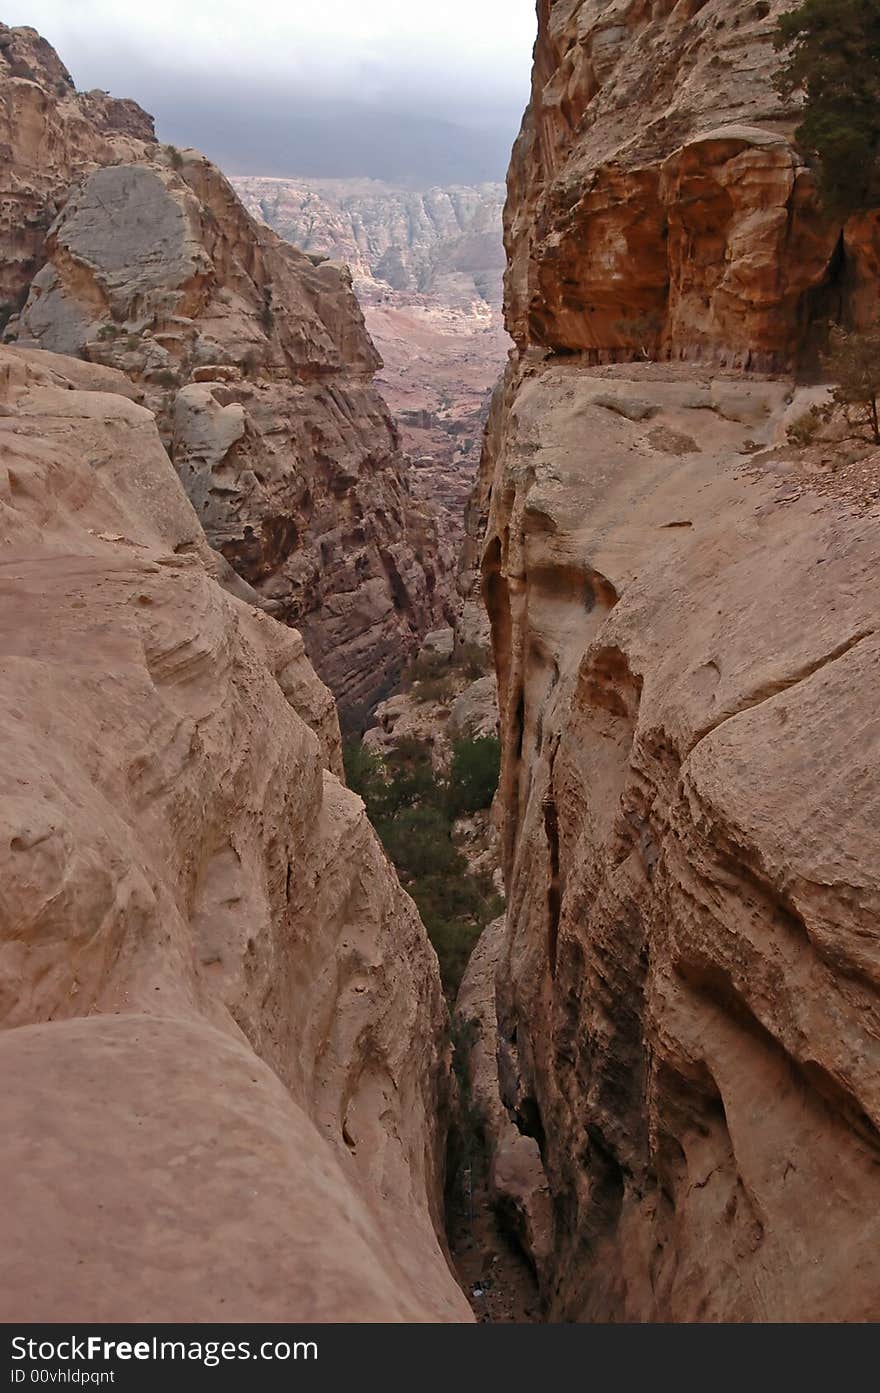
[774,0,880,217]
[152,368,180,388]
[453,641,490,681]
[412,673,459,704]
[405,648,450,685]
[343,741,385,815]
[822,324,880,443]
[446,736,501,818]
[343,733,503,995]
[786,403,825,446]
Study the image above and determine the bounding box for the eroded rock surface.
[0,22,156,314]
[2,27,450,730]
[0,345,470,1323]
[234,175,512,553]
[505,0,880,367]
[477,355,880,1321]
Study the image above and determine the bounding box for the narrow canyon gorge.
[1,0,879,1328]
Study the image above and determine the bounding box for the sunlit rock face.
[0,344,471,1323]
[505,0,880,370]
[2,25,451,732]
[468,0,880,1322]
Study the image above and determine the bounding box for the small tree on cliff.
[774,0,880,217]
[823,324,880,444]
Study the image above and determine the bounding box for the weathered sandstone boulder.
[0,22,155,314]
[0,345,470,1322]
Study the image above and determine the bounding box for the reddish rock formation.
[0,344,471,1323]
[505,0,880,369]
[234,175,512,552]
[470,0,880,1321]
[1,26,451,731]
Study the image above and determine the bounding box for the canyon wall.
[505,0,880,368]
[234,175,511,553]
[473,0,880,1320]
[0,343,470,1322]
[1,25,450,731]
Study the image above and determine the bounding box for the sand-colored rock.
[475,354,880,1320]
[0,345,471,1323]
[455,918,553,1285]
[505,0,880,368]
[2,28,451,730]
[0,23,156,313]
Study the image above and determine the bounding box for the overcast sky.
[4,1,537,183]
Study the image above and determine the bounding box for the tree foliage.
[446,736,502,819]
[774,0,880,217]
[822,324,880,442]
[343,735,503,995]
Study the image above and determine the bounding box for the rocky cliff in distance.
[470,0,880,1321]
[0,344,470,1322]
[234,175,512,552]
[1,25,451,731]
[231,177,506,306]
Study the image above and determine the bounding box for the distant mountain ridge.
[231,176,506,307]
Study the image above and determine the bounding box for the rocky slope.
[0,343,470,1322]
[234,175,512,550]
[1,26,450,731]
[468,0,880,1321]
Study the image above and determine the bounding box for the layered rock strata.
[506,0,880,368]
[1,26,450,731]
[0,344,470,1322]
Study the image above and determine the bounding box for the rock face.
[234,176,512,553]
[0,344,471,1323]
[0,22,156,315]
[479,355,880,1322]
[471,0,880,1322]
[505,0,880,368]
[2,28,450,732]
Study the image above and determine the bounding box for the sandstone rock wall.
[471,0,880,1321]
[0,344,470,1322]
[1,26,450,731]
[476,358,880,1323]
[505,0,880,368]
[235,175,512,556]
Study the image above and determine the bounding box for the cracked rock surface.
[473,356,880,1321]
